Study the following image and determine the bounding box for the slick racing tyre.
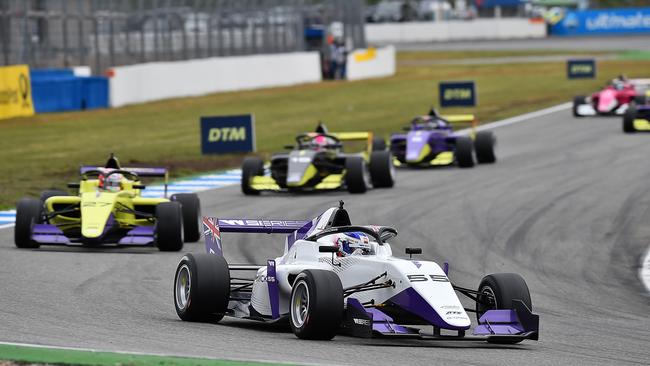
[290,270,344,340]
[369,150,395,188]
[344,156,369,194]
[623,104,637,133]
[455,136,475,168]
[15,198,41,249]
[155,202,183,251]
[476,273,532,344]
[573,96,586,117]
[241,157,264,196]
[634,95,646,105]
[171,193,201,242]
[174,253,230,322]
[372,136,387,151]
[474,131,496,164]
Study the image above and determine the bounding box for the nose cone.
[597,90,617,113]
[80,192,116,238]
[406,131,430,163]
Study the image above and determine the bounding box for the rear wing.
[330,132,374,154]
[79,166,169,196]
[442,114,478,137]
[202,217,311,256]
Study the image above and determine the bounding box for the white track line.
[0,340,326,366]
[641,247,650,293]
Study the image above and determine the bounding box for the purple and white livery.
[173,202,539,343]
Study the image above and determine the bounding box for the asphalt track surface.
[1,108,649,366]
[394,35,650,52]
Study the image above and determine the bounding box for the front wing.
[249,174,344,192]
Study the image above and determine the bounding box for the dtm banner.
[200,114,256,154]
[0,64,35,120]
[550,7,650,36]
[439,81,476,107]
[567,59,596,79]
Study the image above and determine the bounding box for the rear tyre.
[241,157,264,196]
[633,95,646,105]
[290,270,344,340]
[573,96,586,117]
[174,253,230,322]
[344,156,368,194]
[15,198,41,249]
[155,202,183,252]
[455,137,474,168]
[369,150,395,188]
[372,136,387,151]
[171,193,201,242]
[474,131,496,164]
[623,104,637,133]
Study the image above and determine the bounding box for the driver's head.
[331,232,372,256]
[312,135,329,150]
[99,169,123,192]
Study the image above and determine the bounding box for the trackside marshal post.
[200,114,256,154]
[439,81,476,107]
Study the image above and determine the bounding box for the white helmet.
[103,171,123,192]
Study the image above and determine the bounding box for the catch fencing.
[0,0,366,73]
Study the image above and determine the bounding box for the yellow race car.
[14,154,200,251]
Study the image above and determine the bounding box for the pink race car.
[573,76,649,117]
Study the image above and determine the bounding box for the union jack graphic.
[202,217,222,253]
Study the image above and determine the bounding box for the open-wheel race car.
[389,109,496,168]
[173,202,539,343]
[241,123,394,195]
[573,76,650,117]
[14,154,201,251]
[623,102,650,133]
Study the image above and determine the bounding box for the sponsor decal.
[219,219,306,227]
[550,8,650,36]
[439,81,476,107]
[200,114,256,154]
[353,318,371,326]
[567,59,596,79]
[0,65,35,120]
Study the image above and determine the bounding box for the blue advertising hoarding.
[439,81,476,107]
[567,59,596,79]
[550,7,650,36]
[200,114,256,154]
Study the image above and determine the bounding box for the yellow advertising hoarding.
[0,64,35,120]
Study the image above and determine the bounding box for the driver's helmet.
[99,169,123,192]
[311,134,330,150]
[329,232,373,256]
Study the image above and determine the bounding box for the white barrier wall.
[346,46,396,81]
[366,19,546,44]
[109,52,321,107]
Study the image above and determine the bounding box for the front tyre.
[344,156,369,194]
[455,136,474,168]
[174,253,230,322]
[155,202,183,252]
[369,150,395,188]
[290,270,344,340]
[476,273,532,321]
[241,157,264,195]
[474,131,496,164]
[623,104,637,133]
[15,198,41,248]
[573,96,586,117]
[171,193,201,242]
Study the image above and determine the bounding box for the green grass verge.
[1,50,649,209]
[0,343,289,366]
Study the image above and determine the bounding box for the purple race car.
[173,201,539,343]
[389,109,496,168]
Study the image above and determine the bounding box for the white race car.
[173,202,539,343]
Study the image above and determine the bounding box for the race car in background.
[14,154,201,251]
[623,103,650,133]
[241,123,394,195]
[389,109,496,168]
[573,76,650,117]
[173,202,539,343]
